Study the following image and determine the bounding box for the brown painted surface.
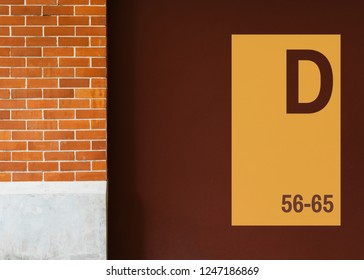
[107,0,364,259]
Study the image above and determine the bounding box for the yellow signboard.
[232,35,340,225]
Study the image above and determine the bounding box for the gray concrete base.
[0,182,107,260]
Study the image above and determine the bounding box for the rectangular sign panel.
[232,35,340,226]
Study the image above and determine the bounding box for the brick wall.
[0,0,107,182]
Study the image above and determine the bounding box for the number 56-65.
[282,194,334,213]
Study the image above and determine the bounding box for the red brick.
[76,130,106,140]
[75,89,106,98]
[0,58,25,67]
[0,27,9,36]
[61,162,90,171]
[92,161,106,171]
[0,77,18,87]
[0,111,10,119]
[59,16,88,25]
[76,6,106,15]
[60,99,89,108]
[0,142,26,150]
[0,48,10,56]
[76,172,106,181]
[44,172,74,181]
[91,37,106,46]
[76,109,106,119]
[44,68,74,77]
[0,16,24,25]
[12,27,42,36]
[60,141,90,150]
[0,79,25,88]
[44,110,74,119]
[44,27,74,36]
[0,37,24,46]
[29,162,58,171]
[0,162,26,171]
[91,17,106,26]
[11,48,42,57]
[0,0,24,3]
[60,79,89,88]
[76,151,106,160]
[0,68,10,77]
[59,37,89,46]
[0,131,10,139]
[93,141,107,151]
[27,121,57,130]
[12,152,42,161]
[13,173,42,181]
[76,27,106,36]
[59,120,89,129]
[27,16,57,25]
[43,6,74,15]
[0,0,108,180]
[27,99,57,108]
[12,6,41,15]
[45,152,74,161]
[0,152,10,161]
[28,79,58,88]
[27,0,56,4]
[92,78,106,88]
[27,58,57,67]
[76,68,106,77]
[27,37,57,47]
[13,89,42,99]
[28,141,58,150]
[59,0,88,4]
[44,48,74,57]
[76,48,106,57]
[11,68,42,77]
[0,89,10,99]
[44,131,74,140]
[60,58,89,67]
[0,121,25,130]
[0,100,25,108]
[44,89,74,98]
[0,173,11,181]
[0,110,10,118]
[92,58,106,67]
[91,0,106,4]
[93,100,106,109]
[12,110,42,119]
[0,6,9,15]
[12,131,43,140]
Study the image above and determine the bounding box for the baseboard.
[0,181,107,260]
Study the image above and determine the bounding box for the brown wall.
[108,0,364,259]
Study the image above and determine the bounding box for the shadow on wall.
[107,0,144,259]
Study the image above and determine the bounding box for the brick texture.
[0,0,107,181]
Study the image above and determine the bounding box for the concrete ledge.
[0,181,107,260]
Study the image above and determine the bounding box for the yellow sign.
[232,35,340,225]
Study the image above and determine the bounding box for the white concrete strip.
[0,181,107,259]
[0,181,107,195]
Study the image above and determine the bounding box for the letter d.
[287,49,333,113]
